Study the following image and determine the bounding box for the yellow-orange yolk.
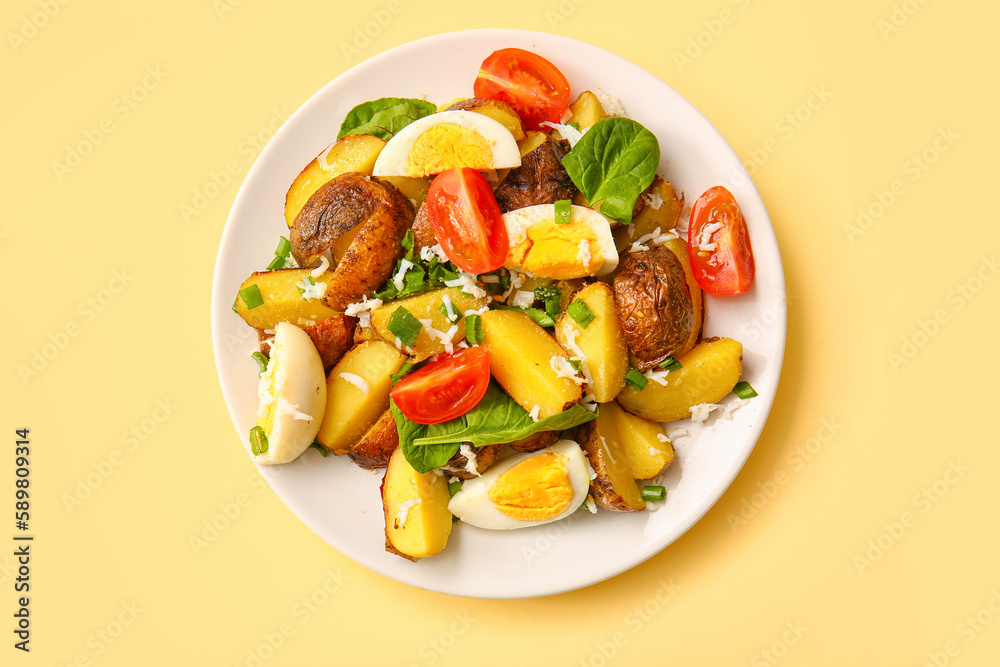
[487,453,575,521]
[405,123,493,176]
[506,218,602,279]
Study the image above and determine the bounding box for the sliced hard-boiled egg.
[372,110,522,178]
[448,440,592,530]
[503,204,619,279]
[253,321,326,465]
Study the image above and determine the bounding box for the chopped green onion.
[452,514,460,523]
[567,298,596,328]
[498,272,511,291]
[390,361,416,386]
[624,368,648,391]
[251,351,269,373]
[658,356,682,371]
[733,381,758,399]
[569,358,583,372]
[448,481,462,497]
[238,284,264,310]
[439,302,462,323]
[465,313,484,345]
[274,236,291,258]
[554,198,572,225]
[232,295,239,312]
[401,229,414,252]
[567,121,581,131]
[310,441,330,457]
[249,426,268,456]
[295,275,316,298]
[493,304,555,328]
[265,255,287,270]
[386,307,422,347]
[534,285,561,316]
[641,485,666,502]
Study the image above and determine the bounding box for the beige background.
[4,0,998,665]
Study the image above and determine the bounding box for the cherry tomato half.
[390,347,491,425]
[474,48,571,132]
[687,186,755,296]
[426,167,509,274]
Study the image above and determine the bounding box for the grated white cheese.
[629,227,679,253]
[298,319,316,327]
[511,290,535,308]
[344,296,383,329]
[394,498,421,528]
[501,270,525,302]
[695,221,723,253]
[540,121,584,148]
[464,305,489,317]
[528,405,541,422]
[559,327,594,386]
[459,444,480,477]
[644,368,670,386]
[584,496,598,513]
[690,403,722,423]
[310,255,330,279]
[666,428,689,440]
[295,277,327,301]
[723,397,750,420]
[647,191,664,210]
[278,398,312,421]
[577,239,592,267]
[441,294,459,322]
[549,355,586,385]
[585,461,597,481]
[480,275,500,284]
[392,259,415,292]
[595,89,627,117]
[419,243,450,263]
[581,392,598,413]
[339,372,370,395]
[649,446,662,456]
[445,273,487,299]
[656,432,669,443]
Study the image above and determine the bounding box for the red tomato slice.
[687,186,755,296]
[391,347,491,425]
[474,48,571,132]
[426,168,509,274]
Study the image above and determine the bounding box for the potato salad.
[232,47,758,561]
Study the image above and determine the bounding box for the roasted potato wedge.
[613,245,694,370]
[381,447,452,561]
[441,444,504,479]
[302,314,356,372]
[578,405,646,511]
[480,309,583,419]
[316,340,407,454]
[290,173,414,310]
[236,268,339,329]
[555,283,629,403]
[370,287,488,360]
[617,337,743,422]
[446,97,526,141]
[348,410,398,470]
[567,90,607,130]
[509,430,560,454]
[663,237,703,355]
[613,177,685,252]
[605,401,674,479]
[284,134,386,227]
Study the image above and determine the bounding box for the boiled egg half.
[448,440,592,530]
[503,204,619,279]
[253,321,327,465]
[372,110,522,178]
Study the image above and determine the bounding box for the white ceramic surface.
[211,29,786,599]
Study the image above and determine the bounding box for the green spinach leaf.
[561,117,660,224]
[338,97,438,142]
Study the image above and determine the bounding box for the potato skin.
[509,430,559,454]
[303,315,356,373]
[493,138,577,212]
[440,444,504,480]
[348,410,398,470]
[577,415,645,512]
[290,173,414,311]
[613,245,694,371]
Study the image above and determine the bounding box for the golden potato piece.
[284,134,386,227]
[578,405,645,511]
[316,340,407,454]
[290,173,414,310]
[370,287,488,361]
[381,447,452,561]
[617,337,743,423]
[348,410,398,470]
[235,268,339,329]
[555,283,628,403]
[479,309,583,419]
[613,245,694,370]
[613,177,685,252]
[381,176,430,210]
[567,90,607,130]
[446,97,526,141]
[605,401,674,480]
[517,131,547,158]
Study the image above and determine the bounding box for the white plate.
[211,29,786,599]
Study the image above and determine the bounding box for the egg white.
[254,321,327,465]
[502,204,619,277]
[448,440,592,530]
[372,110,522,177]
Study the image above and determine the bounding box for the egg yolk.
[488,453,575,521]
[405,123,493,177]
[506,218,602,279]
